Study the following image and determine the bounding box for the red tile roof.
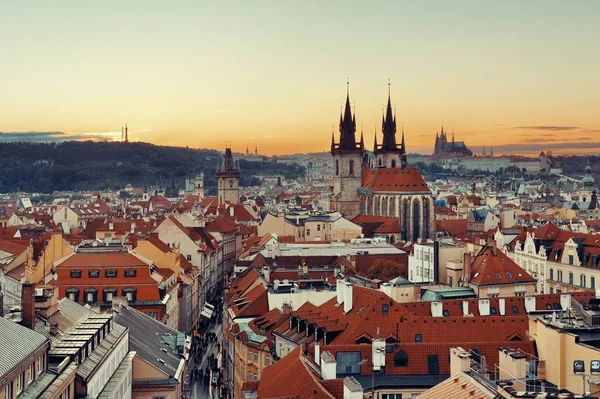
[469,246,535,286]
[257,346,336,399]
[436,219,468,237]
[361,167,430,193]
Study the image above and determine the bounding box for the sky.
[2,1,600,156]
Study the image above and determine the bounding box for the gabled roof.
[361,167,430,193]
[0,318,49,377]
[534,222,561,240]
[417,372,499,399]
[257,346,336,399]
[205,216,238,233]
[469,245,535,286]
[111,304,184,381]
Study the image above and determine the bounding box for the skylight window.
[506,273,513,279]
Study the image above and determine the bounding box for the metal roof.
[0,318,49,378]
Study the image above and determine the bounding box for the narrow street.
[190,318,223,398]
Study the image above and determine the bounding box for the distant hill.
[0,141,305,193]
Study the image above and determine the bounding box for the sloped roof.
[0,318,49,377]
[257,346,336,399]
[111,304,184,380]
[469,246,535,286]
[361,167,430,193]
[417,372,498,399]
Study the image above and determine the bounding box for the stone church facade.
[330,84,435,241]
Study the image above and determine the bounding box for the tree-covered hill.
[0,141,305,193]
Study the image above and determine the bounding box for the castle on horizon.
[433,126,472,157]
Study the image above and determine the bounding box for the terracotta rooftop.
[361,167,430,193]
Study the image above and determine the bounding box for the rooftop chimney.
[344,282,353,314]
[372,338,386,371]
[431,301,443,317]
[499,347,527,391]
[560,294,572,311]
[478,299,490,316]
[450,347,471,376]
[321,351,337,380]
[524,296,536,313]
[462,300,469,316]
[380,282,392,298]
[21,281,36,330]
[337,278,345,305]
[463,252,472,285]
[343,377,363,399]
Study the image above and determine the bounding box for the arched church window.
[402,199,410,241]
[391,159,397,168]
[413,199,421,241]
[422,197,430,238]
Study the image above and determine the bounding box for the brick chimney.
[463,252,472,285]
[21,281,36,330]
[450,347,471,375]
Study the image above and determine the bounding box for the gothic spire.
[373,128,378,151]
[360,124,364,149]
[335,80,359,151]
[378,82,398,152]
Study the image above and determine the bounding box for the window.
[103,288,117,303]
[66,288,79,302]
[581,275,587,288]
[317,224,321,231]
[382,395,403,399]
[187,255,192,262]
[105,269,117,278]
[490,307,497,315]
[123,288,137,302]
[5,381,13,399]
[153,396,166,399]
[307,229,311,236]
[558,270,563,282]
[550,287,554,293]
[335,160,339,176]
[29,362,35,383]
[70,270,81,278]
[569,272,574,285]
[254,352,258,361]
[569,255,574,265]
[506,273,513,279]
[248,371,252,380]
[265,357,270,365]
[124,269,137,277]
[84,288,97,304]
[349,160,355,175]
[336,352,361,375]
[512,306,519,314]
[415,334,422,343]
[382,304,389,314]
[394,349,408,366]
[549,269,554,280]
[17,371,25,393]
[427,355,440,375]
[88,269,100,278]
[592,277,596,289]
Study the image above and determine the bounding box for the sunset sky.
[2,1,599,155]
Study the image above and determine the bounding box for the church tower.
[374,83,406,169]
[331,82,365,219]
[217,147,240,205]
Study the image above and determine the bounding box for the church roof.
[361,167,430,193]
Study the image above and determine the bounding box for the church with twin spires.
[330,84,435,241]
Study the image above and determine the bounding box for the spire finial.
[346,77,349,97]
[388,78,391,98]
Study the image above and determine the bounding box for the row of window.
[70,269,137,278]
[549,269,596,289]
[66,287,137,303]
[3,356,44,399]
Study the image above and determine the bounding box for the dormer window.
[66,288,79,302]
[70,270,81,278]
[89,269,100,278]
[84,288,98,304]
[122,287,137,302]
[105,269,117,278]
[124,269,137,278]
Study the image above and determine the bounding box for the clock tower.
[217,147,240,205]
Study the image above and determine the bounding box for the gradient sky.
[2,1,600,155]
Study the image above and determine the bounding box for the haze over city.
[2,0,600,155]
